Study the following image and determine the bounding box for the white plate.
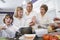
[19,34,36,40]
[35,28,48,37]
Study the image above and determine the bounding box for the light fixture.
[0,0,6,3]
[23,1,26,5]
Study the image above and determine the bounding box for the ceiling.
[0,0,31,12]
[0,0,60,12]
[0,0,31,9]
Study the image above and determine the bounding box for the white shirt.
[24,10,37,27]
[1,24,16,38]
[13,17,26,29]
[36,13,51,28]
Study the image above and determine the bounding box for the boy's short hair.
[41,4,48,12]
[3,14,13,24]
[27,2,33,7]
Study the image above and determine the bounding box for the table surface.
[0,32,60,40]
[0,37,43,40]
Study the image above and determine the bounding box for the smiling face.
[40,4,48,16]
[26,2,33,13]
[17,9,23,18]
[5,17,12,25]
[15,7,23,18]
[40,7,46,15]
[3,15,13,26]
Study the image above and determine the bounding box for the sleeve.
[47,15,54,24]
[5,29,15,38]
[1,30,9,37]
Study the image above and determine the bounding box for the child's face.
[40,8,46,14]
[17,9,23,18]
[5,17,12,25]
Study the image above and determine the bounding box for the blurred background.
[0,0,60,25]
